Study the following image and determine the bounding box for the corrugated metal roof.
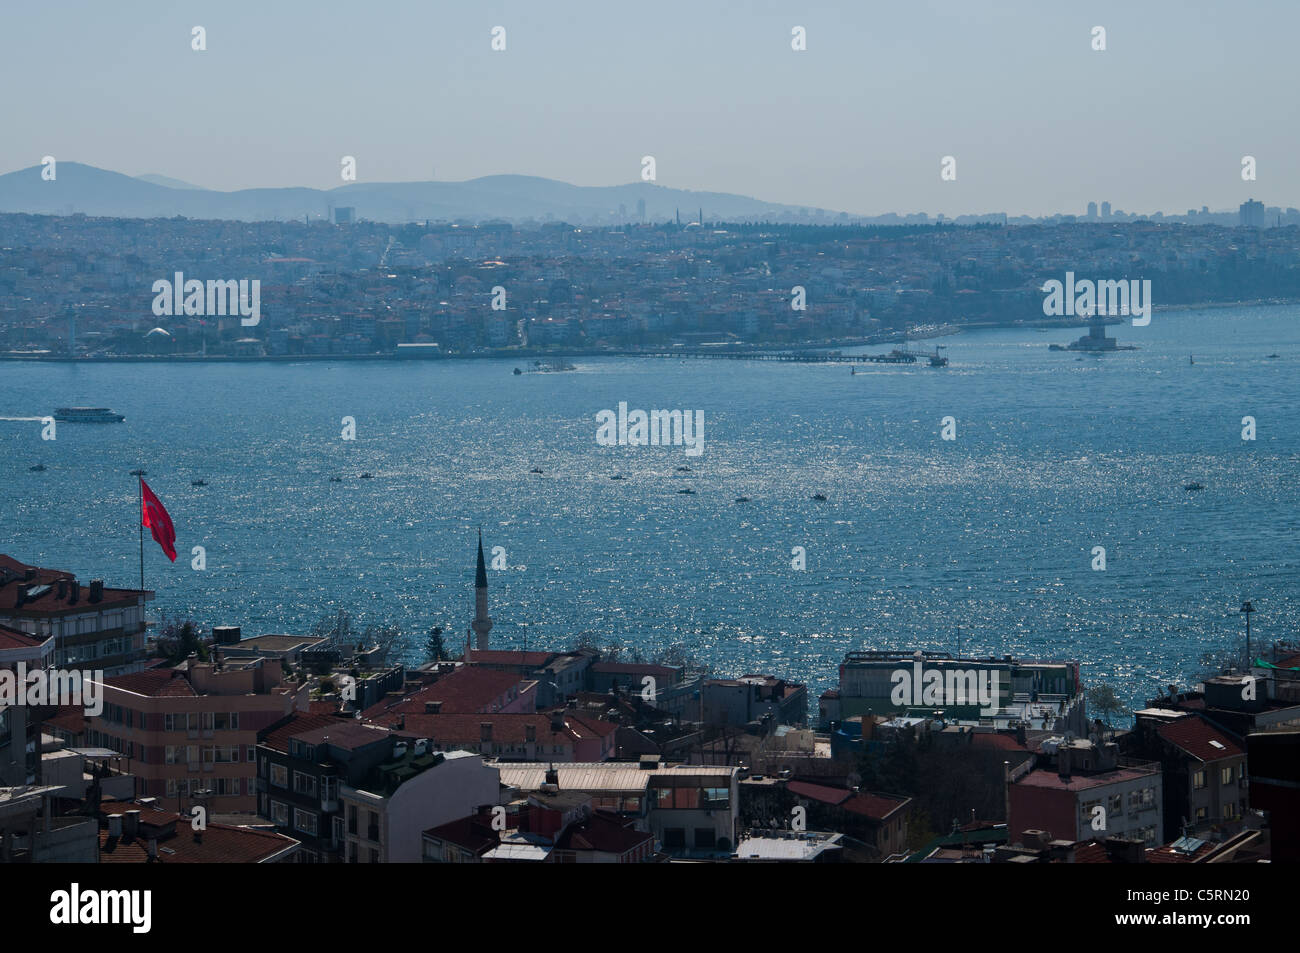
[497,762,735,793]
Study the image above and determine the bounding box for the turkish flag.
[140,479,177,562]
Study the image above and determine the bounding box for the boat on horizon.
[29,464,46,472]
[53,406,124,422]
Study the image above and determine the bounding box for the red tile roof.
[423,814,501,855]
[467,650,556,668]
[842,792,910,820]
[102,668,196,698]
[0,624,48,651]
[363,666,530,718]
[258,711,345,753]
[1157,718,1244,761]
[98,822,298,863]
[971,732,1029,751]
[385,711,615,747]
[0,554,146,613]
[787,780,851,806]
[553,811,654,854]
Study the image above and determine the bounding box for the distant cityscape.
[3,204,1300,360]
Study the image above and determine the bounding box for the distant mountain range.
[0,162,845,225]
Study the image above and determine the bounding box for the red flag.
[140,479,177,562]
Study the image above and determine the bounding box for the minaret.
[470,529,493,651]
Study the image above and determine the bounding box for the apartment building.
[339,743,500,863]
[88,656,308,813]
[0,555,152,675]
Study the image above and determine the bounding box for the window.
[1196,806,1208,821]
[202,712,215,732]
[1220,766,1235,785]
[293,771,318,797]
[1193,770,1207,790]
[1108,794,1123,816]
[165,714,178,732]
[294,809,318,836]
[165,746,181,765]
[270,763,288,788]
[270,800,289,826]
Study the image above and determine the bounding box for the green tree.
[1086,684,1132,727]
[426,626,447,662]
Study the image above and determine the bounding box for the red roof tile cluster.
[258,711,347,753]
[0,554,145,613]
[1157,717,1244,761]
[787,780,909,820]
[97,799,297,862]
[364,666,530,718]
[423,814,501,855]
[102,668,196,698]
[553,811,654,854]
[385,711,615,747]
[0,623,49,651]
[467,650,557,668]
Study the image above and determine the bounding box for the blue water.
[4,305,1299,712]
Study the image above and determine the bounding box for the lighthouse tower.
[469,530,494,652]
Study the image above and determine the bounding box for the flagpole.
[130,469,146,592]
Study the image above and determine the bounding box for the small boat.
[329,476,343,482]
[734,496,750,503]
[677,488,696,495]
[610,474,625,480]
[1189,355,1195,365]
[1267,353,1280,359]
[1184,482,1205,492]
[530,467,544,474]
[513,367,522,375]
[53,406,125,423]
[191,479,207,487]
[812,493,827,501]
[360,472,373,479]
[675,466,692,473]
[29,464,46,472]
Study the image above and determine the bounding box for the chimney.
[89,579,103,603]
[122,809,141,840]
[147,839,158,861]
[107,813,123,837]
[23,568,36,581]
[69,580,80,604]
[56,578,67,599]
[545,766,559,787]
[550,713,565,733]
[14,585,26,609]
[1057,746,1071,781]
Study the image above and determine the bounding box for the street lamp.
[1240,601,1255,669]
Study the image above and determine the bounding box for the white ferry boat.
[53,407,125,423]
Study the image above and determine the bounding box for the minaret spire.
[470,528,493,651]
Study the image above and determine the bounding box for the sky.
[1,0,1296,218]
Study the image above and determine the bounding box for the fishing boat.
[677,488,696,495]
[1184,482,1205,492]
[734,496,750,503]
[53,407,124,423]
[812,493,827,501]
[29,464,46,472]
[191,479,208,487]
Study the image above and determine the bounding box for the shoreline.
[2,299,1293,363]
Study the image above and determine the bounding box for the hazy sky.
[2,0,1296,217]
